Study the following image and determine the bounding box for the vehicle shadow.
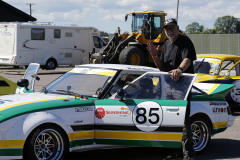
[197,139,240,160]
[66,139,240,160]
[66,147,166,160]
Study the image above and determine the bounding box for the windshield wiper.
[195,58,205,71]
[56,89,82,97]
[41,87,48,94]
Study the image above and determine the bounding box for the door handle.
[166,107,179,112]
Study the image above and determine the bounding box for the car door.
[94,72,196,148]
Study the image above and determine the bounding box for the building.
[0,0,36,22]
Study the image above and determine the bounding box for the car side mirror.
[17,79,29,90]
[117,88,125,101]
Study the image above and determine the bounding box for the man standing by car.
[147,18,196,160]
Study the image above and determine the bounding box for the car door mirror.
[17,79,29,88]
[16,79,32,94]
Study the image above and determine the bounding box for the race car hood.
[194,74,219,83]
[192,82,234,100]
[0,92,95,123]
[0,92,72,108]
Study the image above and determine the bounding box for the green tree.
[236,21,240,33]
[185,22,204,34]
[214,15,239,33]
[201,28,217,34]
[100,31,109,37]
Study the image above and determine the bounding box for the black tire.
[119,46,146,65]
[191,116,211,154]
[23,124,68,160]
[46,59,57,70]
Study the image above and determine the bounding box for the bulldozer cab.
[127,11,166,40]
[91,11,168,66]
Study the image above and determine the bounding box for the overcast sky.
[5,0,240,33]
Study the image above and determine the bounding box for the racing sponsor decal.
[105,107,131,116]
[95,107,131,119]
[212,107,227,113]
[95,107,105,119]
[230,80,240,103]
[210,101,227,114]
[209,101,227,105]
[132,101,163,132]
[75,106,93,112]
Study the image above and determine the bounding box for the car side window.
[109,74,141,96]
[124,76,160,100]
[235,62,240,76]
[220,60,236,76]
[123,73,195,100]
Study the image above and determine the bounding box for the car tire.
[119,46,146,65]
[46,59,57,70]
[191,116,211,154]
[23,124,68,160]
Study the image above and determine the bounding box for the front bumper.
[227,115,236,127]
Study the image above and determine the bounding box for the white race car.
[0,64,235,159]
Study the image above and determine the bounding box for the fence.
[188,34,240,56]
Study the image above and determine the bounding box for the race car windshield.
[194,57,222,75]
[42,68,117,96]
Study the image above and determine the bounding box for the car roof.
[197,54,240,61]
[76,64,160,72]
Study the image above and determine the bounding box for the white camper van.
[0,22,106,69]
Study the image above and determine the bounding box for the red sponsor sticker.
[95,107,105,119]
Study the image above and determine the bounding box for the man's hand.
[169,68,182,81]
[147,41,159,57]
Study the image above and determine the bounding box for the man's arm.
[147,41,163,70]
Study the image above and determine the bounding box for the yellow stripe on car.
[95,131,182,141]
[68,131,94,141]
[0,140,25,148]
[0,97,74,112]
[213,121,227,129]
[207,84,219,94]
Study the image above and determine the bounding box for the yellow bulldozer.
[90,10,168,66]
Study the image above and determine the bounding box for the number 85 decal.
[132,101,163,132]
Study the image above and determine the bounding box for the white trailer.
[0,22,106,69]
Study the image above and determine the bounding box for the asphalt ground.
[1,65,240,160]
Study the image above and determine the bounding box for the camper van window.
[54,29,61,38]
[31,28,45,40]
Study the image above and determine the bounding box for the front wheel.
[24,124,68,160]
[119,46,146,65]
[191,117,211,154]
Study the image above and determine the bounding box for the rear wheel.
[45,59,57,70]
[119,46,146,65]
[191,116,211,154]
[24,124,68,160]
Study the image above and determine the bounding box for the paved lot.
[1,66,240,160]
